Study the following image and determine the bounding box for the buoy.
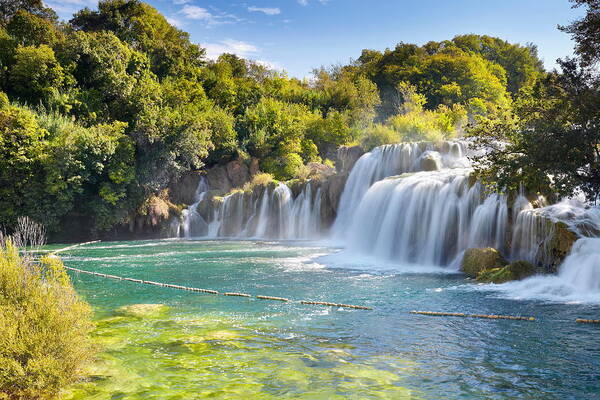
[64,266,372,310]
[256,295,289,302]
[300,300,373,310]
[410,310,534,321]
[576,318,600,324]
[224,292,251,298]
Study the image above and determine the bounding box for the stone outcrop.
[169,171,203,205]
[305,162,335,178]
[476,261,536,284]
[419,152,441,171]
[336,145,365,174]
[128,192,181,238]
[461,247,508,278]
[204,158,258,193]
[226,159,251,188]
[544,221,578,273]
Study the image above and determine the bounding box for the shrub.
[242,172,274,192]
[0,239,94,399]
[360,123,400,150]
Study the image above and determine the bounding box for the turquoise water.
[61,240,600,399]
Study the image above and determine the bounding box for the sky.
[47,0,586,79]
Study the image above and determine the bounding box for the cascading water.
[341,169,508,268]
[333,141,470,236]
[178,177,209,238]
[173,139,600,291]
[184,182,323,240]
[485,237,600,303]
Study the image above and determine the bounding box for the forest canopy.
[0,0,549,237]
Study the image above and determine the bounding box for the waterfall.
[333,141,469,236]
[486,238,600,303]
[341,169,508,267]
[179,177,209,238]
[195,182,323,240]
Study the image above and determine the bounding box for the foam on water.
[479,238,600,304]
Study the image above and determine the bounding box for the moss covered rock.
[461,247,507,278]
[476,260,536,283]
[116,304,169,318]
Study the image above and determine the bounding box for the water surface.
[61,240,600,399]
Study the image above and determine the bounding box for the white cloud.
[203,39,259,59]
[173,0,190,4]
[46,0,97,18]
[180,5,241,26]
[166,16,183,28]
[247,6,281,15]
[181,5,213,20]
[255,59,284,72]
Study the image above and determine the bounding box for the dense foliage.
[0,0,546,237]
[0,235,94,399]
[470,0,600,203]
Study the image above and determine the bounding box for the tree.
[0,0,57,26]
[560,0,600,66]
[469,59,600,202]
[0,105,47,228]
[71,0,205,78]
[8,45,64,104]
[6,10,60,46]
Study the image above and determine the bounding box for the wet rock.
[226,159,251,188]
[461,247,508,278]
[336,145,365,174]
[419,152,441,171]
[169,171,203,204]
[545,221,578,273]
[206,165,232,193]
[476,260,536,283]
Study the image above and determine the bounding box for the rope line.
[410,310,535,321]
[53,241,599,322]
[64,265,372,310]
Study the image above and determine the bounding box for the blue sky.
[48,0,585,78]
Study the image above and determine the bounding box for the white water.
[340,169,508,268]
[333,141,469,235]
[178,177,210,238]
[182,181,323,240]
[483,238,600,303]
[173,139,600,299]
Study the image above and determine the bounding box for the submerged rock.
[116,304,169,318]
[461,248,508,278]
[476,260,536,283]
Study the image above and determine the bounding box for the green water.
[59,240,600,399]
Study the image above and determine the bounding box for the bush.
[0,240,94,399]
[242,172,274,192]
[360,124,400,150]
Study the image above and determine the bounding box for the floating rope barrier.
[410,310,535,321]
[576,319,600,324]
[224,292,252,298]
[63,265,371,310]
[257,295,289,302]
[50,240,102,254]
[301,300,373,310]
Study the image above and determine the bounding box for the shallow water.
[60,240,600,400]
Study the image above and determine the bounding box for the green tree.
[8,45,64,104]
[71,0,205,78]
